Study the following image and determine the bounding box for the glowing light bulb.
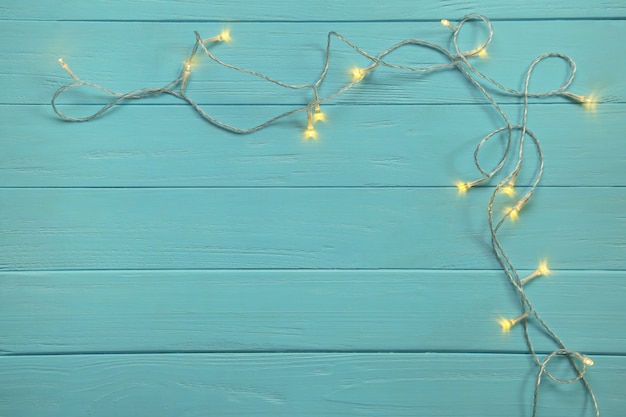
[498,318,513,332]
[520,260,551,285]
[571,352,595,366]
[505,199,525,221]
[507,207,520,221]
[304,122,317,140]
[498,312,530,333]
[456,181,471,194]
[563,92,598,111]
[181,61,192,91]
[313,110,326,122]
[455,179,483,194]
[537,260,550,276]
[500,181,516,197]
[312,104,326,122]
[351,67,368,82]
[57,58,79,81]
[582,95,598,112]
[219,29,232,42]
[465,45,488,59]
[440,19,456,30]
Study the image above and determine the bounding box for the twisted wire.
[51,15,599,416]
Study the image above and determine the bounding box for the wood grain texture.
[1,187,624,271]
[1,270,624,354]
[1,20,622,105]
[1,104,622,187]
[1,1,624,416]
[3,0,626,20]
[1,353,625,417]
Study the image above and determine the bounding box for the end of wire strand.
[570,351,595,367]
[440,19,457,31]
[562,92,598,111]
[57,58,79,81]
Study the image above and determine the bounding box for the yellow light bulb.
[500,182,516,197]
[466,46,488,59]
[181,61,192,91]
[313,110,326,122]
[498,318,513,332]
[440,19,455,30]
[219,29,232,42]
[537,260,550,276]
[498,312,530,333]
[563,92,598,111]
[571,352,595,366]
[582,95,598,112]
[456,181,471,194]
[312,104,326,122]
[304,122,318,140]
[520,260,551,285]
[505,200,525,221]
[351,67,367,82]
[57,57,79,80]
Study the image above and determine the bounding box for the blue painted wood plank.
[0,104,620,187]
[0,188,624,271]
[1,353,623,417]
[0,270,623,354]
[3,0,625,21]
[1,4,623,416]
[1,21,622,105]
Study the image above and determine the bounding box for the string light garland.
[51,14,600,416]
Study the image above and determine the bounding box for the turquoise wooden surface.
[3,21,622,105]
[1,105,623,187]
[1,354,625,417]
[1,188,625,270]
[1,2,625,417]
[1,270,625,354]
